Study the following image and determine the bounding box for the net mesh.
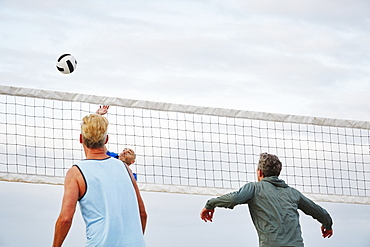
[1,85,369,204]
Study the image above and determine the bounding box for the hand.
[200,208,214,222]
[321,226,333,238]
[96,105,109,115]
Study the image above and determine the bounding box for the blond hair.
[81,114,109,149]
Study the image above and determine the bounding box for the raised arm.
[96,105,109,115]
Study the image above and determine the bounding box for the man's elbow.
[140,210,147,221]
[57,215,73,227]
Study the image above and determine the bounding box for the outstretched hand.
[321,226,333,238]
[200,208,215,222]
[96,105,109,115]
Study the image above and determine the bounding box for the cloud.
[1,2,370,247]
[0,0,369,122]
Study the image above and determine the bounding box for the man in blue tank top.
[200,153,333,247]
[53,114,147,247]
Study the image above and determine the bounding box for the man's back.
[248,177,304,247]
[76,157,146,247]
[248,176,332,247]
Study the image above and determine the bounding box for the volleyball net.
[0,85,369,204]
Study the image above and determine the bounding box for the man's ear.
[79,134,83,144]
[105,135,109,144]
[257,169,264,177]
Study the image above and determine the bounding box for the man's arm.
[126,164,147,233]
[298,192,333,238]
[96,106,118,159]
[200,183,255,222]
[52,167,81,247]
[106,150,119,159]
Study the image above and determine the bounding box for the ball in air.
[56,54,77,74]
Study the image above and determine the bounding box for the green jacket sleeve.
[297,191,333,230]
[205,183,255,210]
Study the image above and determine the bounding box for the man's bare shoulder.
[64,165,84,184]
[66,165,81,177]
[64,165,86,199]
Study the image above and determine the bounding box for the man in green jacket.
[200,153,333,247]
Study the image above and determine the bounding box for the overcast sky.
[1,0,370,246]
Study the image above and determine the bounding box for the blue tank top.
[75,157,146,247]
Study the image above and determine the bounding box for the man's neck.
[84,146,109,160]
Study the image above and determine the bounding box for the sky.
[0,0,370,246]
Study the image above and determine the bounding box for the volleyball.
[56,54,77,74]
